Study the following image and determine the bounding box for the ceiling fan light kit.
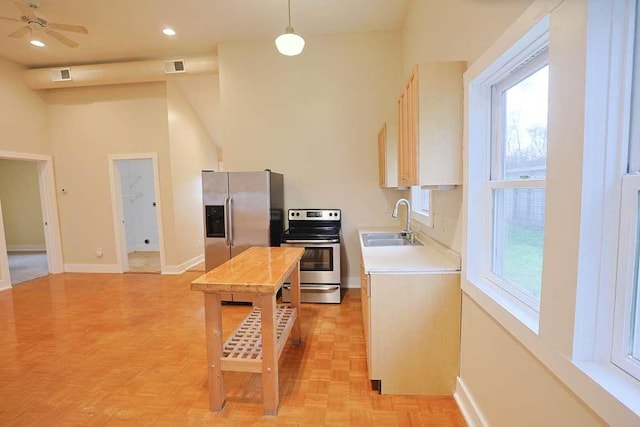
[162,27,176,36]
[29,39,44,47]
[275,0,304,56]
[0,0,88,48]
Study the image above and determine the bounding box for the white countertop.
[359,227,461,274]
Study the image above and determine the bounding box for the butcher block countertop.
[359,227,461,274]
[191,247,305,294]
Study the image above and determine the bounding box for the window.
[410,186,433,227]
[466,16,549,326]
[489,56,548,310]
[612,3,640,380]
[612,176,640,381]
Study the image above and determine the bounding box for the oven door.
[281,241,340,284]
[281,240,341,303]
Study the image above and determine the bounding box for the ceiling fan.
[0,0,88,47]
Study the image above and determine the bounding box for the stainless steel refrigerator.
[202,170,284,302]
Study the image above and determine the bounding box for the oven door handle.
[282,239,339,244]
[284,284,340,292]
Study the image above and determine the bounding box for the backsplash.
[411,187,462,254]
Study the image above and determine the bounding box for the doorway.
[0,159,48,284]
[109,154,164,274]
[0,152,63,291]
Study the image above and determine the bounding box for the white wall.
[0,59,219,273]
[166,80,219,268]
[44,83,177,268]
[0,57,50,154]
[218,31,404,286]
[117,159,159,252]
[403,0,534,73]
[175,75,222,148]
[461,296,604,426]
[402,0,533,253]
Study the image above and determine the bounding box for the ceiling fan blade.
[8,25,29,38]
[44,28,78,47]
[48,22,88,34]
[12,1,36,19]
[0,16,21,22]
[49,22,89,34]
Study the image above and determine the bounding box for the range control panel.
[288,209,341,221]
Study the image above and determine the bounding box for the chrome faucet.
[392,198,414,243]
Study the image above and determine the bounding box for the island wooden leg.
[258,293,279,416]
[289,262,301,344]
[204,293,225,412]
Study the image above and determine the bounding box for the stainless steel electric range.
[280,209,342,304]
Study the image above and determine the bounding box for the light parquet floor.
[0,272,465,426]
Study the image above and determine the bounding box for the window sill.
[463,275,540,334]
[573,362,640,421]
[411,210,434,229]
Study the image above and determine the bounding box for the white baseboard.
[0,279,11,292]
[162,254,204,275]
[7,245,46,252]
[64,264,121,274]
[454,377,488,427]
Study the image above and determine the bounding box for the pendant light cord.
[288,0,292,27]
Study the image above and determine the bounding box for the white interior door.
[112,163,129,272]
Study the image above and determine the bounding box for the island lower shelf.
[220,304,298,374]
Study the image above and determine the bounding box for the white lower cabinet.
[360,269,461,395]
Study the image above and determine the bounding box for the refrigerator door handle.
[227,196,234,246]
[224,197,230,246]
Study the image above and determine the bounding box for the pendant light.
[275,0,305,56]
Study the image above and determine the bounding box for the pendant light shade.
[276,0,304,56]
[275,26,305,56]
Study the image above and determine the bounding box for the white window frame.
[487,55,548,312]
[612,174,640,381]
[410,186,433,228]
[572,0,640,415]
[607,0,640,382]
[466,17,549,329]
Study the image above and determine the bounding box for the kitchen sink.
[361,233,423,247]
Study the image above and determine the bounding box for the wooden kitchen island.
[190,246,305,416]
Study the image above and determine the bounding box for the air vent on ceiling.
[164,59,186,74]
[51,68,72,82]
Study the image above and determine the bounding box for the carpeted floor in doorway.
[127,251,161,273]
[8,251,48,285]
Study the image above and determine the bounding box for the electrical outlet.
[95,248,103,258]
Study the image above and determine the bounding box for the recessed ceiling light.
[162,28,176,36]
[30,40,45,47]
